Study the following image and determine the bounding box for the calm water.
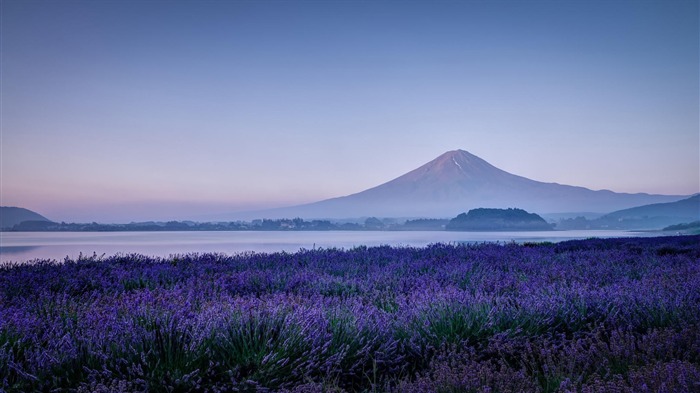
[0,230,659,264]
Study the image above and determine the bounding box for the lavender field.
[1,236,699,392]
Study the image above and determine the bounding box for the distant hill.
[446,208,553,231]
[597,194,700,230]
[558,195,700,230]
[0,207,52,230]
[663,221,700,234]
[603,194,699,220]
[229,150,687,219]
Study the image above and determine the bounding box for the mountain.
[0,207,52,230]
[233,150,689,219]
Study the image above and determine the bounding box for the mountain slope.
[603,194,699,219]
[558,194,700,230]
[596,194,700,230]
[233,150,688,219]
[1,207,52,229]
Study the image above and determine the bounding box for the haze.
[1,0,698,223]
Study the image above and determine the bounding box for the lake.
[0,230,663,265]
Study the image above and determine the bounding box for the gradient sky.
[2,0,698,223]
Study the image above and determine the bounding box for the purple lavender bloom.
[0,236,698,391]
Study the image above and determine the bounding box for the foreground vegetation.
[1,236,699,392]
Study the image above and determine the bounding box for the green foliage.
[417,302,494,346]
[0,328,34,391]
[206,311,311,390]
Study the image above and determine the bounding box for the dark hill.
[0,207,52,230]
[446,208,553,231]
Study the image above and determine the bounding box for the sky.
[1,0,698,223]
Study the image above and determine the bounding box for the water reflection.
[0,230,660,265]
[0,246,41,254]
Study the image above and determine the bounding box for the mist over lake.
[0,230,661,265]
